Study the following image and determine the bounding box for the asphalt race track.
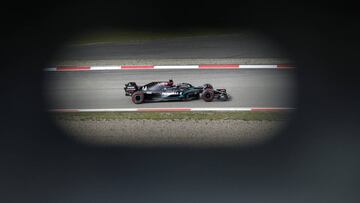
[44,69,296,109]
[47,34,295,110]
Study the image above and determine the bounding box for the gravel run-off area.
[57,119,287,147]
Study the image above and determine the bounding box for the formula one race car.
[124,79,229,104]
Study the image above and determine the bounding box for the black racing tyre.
[203,83,213,90]
[202,89,215,102]
[131,91,144,104]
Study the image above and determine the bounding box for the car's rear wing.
[124,82,139,96]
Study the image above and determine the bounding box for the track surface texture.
[55,34,289,60]
[45,69,296,109]
[57,120,285,147]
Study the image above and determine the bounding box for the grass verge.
[51,111,291,121]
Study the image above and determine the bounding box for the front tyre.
[202,89,215,102]
[131,91,144,104]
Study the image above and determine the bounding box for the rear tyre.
[202,89,215,102]
[131,91,144,104]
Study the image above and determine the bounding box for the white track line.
[190,107,252,111]
[240,65,277,68]
[48,107,295,112]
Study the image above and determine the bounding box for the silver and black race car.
[124,79,229,104]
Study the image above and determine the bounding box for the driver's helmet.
[168,79,174,86]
